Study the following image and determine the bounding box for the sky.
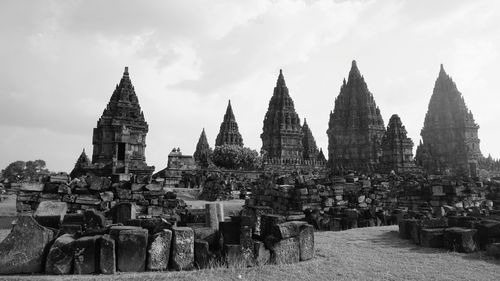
[0,0,499,173]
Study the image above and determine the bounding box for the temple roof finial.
[277,69,286,86]
[348,59,361,80]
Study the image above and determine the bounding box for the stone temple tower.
[416,65,482,176]
[380,114,417,173]
[261,70,303,161]
[215,100,244,147]
[91,67,154,176]
[327,60,386,173]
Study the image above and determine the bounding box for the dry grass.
[1,226,499,281]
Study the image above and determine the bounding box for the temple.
[380,114,418,173]
[193,128,212,168]
[327,60,386,173]
[301,118,320,161]
[215,100,244,147]
[69,149,91,179]
[261,70,304,162]
[416,65,482,176]
[89,67,154,178]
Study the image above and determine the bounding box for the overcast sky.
[0,0,499,172]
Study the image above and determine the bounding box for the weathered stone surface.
[73,235,100,274]
[193,227,221,252]
[219,221,240,245]
[99,235,115,274]
[83,209,106,233]
[270,237,300,265]
[194,239,210,269]
[261,214,285,239]
[125,217,171,235]
[444,227,479,253]
[298,224,314,261]
[45,234,75,275]
[0,216,54,274]
[272,221,307,239]
[409,219,421,245]
[486,243,500,259]
[476,220,500,250]
[171,227,194,271]
[253,240,270,266]
[206,203,220,230]
[215,100,244,147]
[34,201,68,229]
[398,219,418,239]
[415,65,482,176]
[420,228,445,248]
[240,226,254,267]
[108,225,143,240]
[20,182,45,192]
[113,202,137,224]
[147,229,172,271]
[225,244,244,268]
[117,228,148,272]
[327,60,386,173]
[302,119,320,161]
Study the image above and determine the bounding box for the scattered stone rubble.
[0,200,315,275]
[15,173,186,218]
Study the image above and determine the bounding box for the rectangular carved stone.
[194,239,210,269]
[99,235,115,274]
[444,227,479,253]
[117,228,148,272]
[171,227,194,271]
[73,235,100,274]
[298,224,314,261]
[270,237,300,265]
[45,234,75,275]
[420,228,445,248]
[147,229,172,271]
[253,240,270,266]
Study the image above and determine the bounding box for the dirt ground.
[0,226,499,281]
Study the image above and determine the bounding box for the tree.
[1,160,50,183]
[212,145,262,170]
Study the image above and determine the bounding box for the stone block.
[444,227,479,253]
[299,224,314,261]
[113,202,137,224]
[99,235,115,274]
[193,227,221,252]
[409,219,422,245]
[45,234,75,275]
[206,203,220,230]
[240,226,254,267]
[117,228,148,272]
[219,221,240,245]
[270,237,300,265]
[73,235,100,274]
[0,216,54,274]
[420,228,445,248]
[126,217,172,235]
[261,214,285,239]
[147,229,172,271]
[194,239,210,269]
[476,220,500,250]
[272,221,307,239]
[170,227,194,271]
[225,244,245,268]
[486,243,500,259]
[253,240,270,266]
[20,182,44,192]
[34,201,68,229]
[398,219,419,239]
[83,209,106,233]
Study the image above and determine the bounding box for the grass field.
[0,226,499,281]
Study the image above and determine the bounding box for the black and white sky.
[0,0,499,172]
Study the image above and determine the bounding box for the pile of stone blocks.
[398,216,500,257]
[15,174,186,218]
[0,200,315,275]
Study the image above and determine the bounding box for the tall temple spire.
[327,60,385,173]
[416,64,481,176]
[194,128,213,168]
[302,118,320,161]
[70,148,91,179]
[261,69,303,160]
[215,100,244,147]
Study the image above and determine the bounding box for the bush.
[212,145,262,170]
